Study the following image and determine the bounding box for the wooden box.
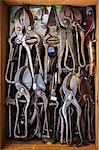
[0,0,99,150]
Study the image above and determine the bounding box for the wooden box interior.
[0,0,99,150]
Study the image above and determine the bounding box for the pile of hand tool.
[5,5,95,146]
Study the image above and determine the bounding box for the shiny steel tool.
[59,73,83,145]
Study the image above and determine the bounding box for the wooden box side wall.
[0,1,9,148]
[96,1,99,150]
[0,0,99,150]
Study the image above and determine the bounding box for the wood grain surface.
[2,143,97,150]
[96,1,99,150]
[2,0,97,6]
[0,1,9,149]
[0,0,99,150]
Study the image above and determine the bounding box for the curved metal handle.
[22,34,35,83]
[5,31,17,84]
[75,25,86,68]
[64,39,75,72]
[14,83,30,138]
